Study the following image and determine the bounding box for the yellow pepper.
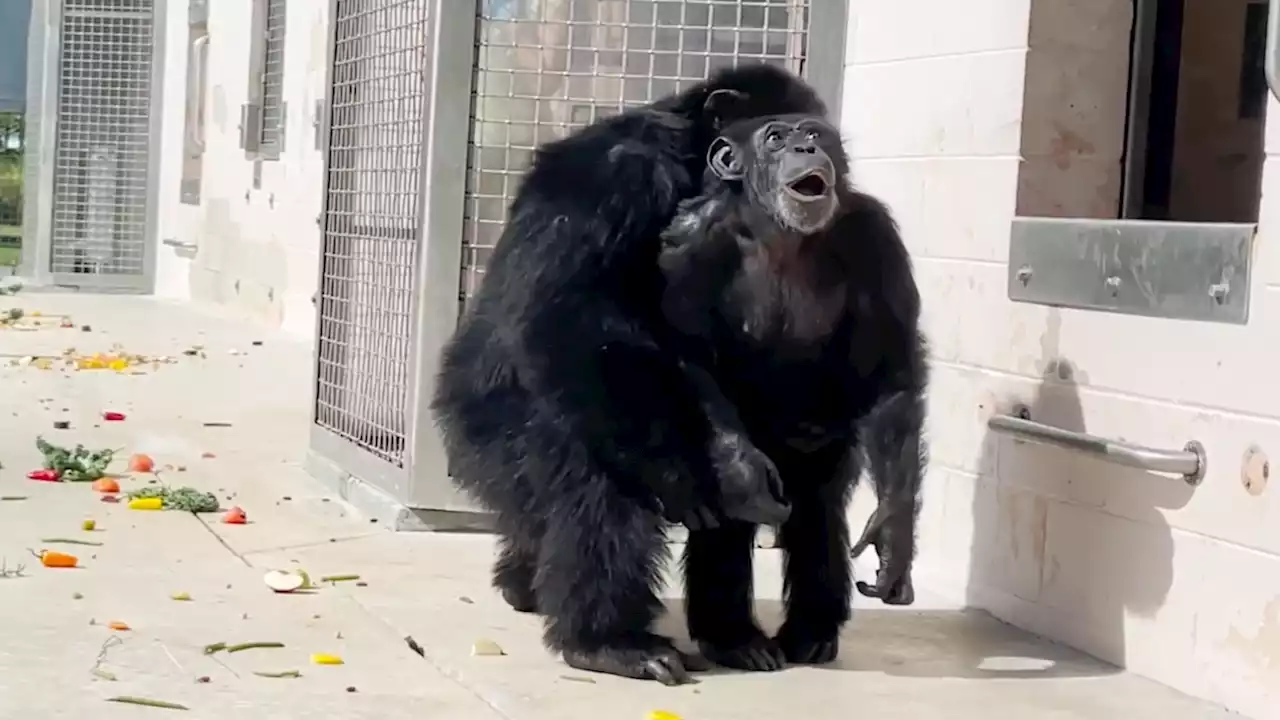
[128,497,163,510]
[310,653,344,665]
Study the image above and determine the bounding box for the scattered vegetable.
[226,641,284,654]
[170,592,192,602]
[32,549,78,568]
[127,453,155,473]
[128,497,163,511]
[127,486,219,513]
[0,559,25,578]
[81,519,96,531]
[89,638,123,681]
[91,477,120,494]
[40,537,102,546]
[202,642,227,655]
[27,469,60,482]
[648,711,683,720]
[311,653,344,665]
[471,638,506,657]
[107,621,131,631]
[253,670,301,678]
[405,636,425,657]
[222,506,247,524]
[102,411,126,421]
[319,574,360,584]
[106,696,188,711]
[0,496,28,501]
[263,569,307,593]
[35,437,115,482]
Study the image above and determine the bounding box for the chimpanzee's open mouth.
[786,172,829,199]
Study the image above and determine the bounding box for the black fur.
[658,114,929,672]
[430,64,825,685]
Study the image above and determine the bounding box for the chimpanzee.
[657,113,928,671]
[430,64,824,685]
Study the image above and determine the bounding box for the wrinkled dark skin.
[852,501,916,605]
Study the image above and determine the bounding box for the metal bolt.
[1016,266,1033,286]
[1209,282,1229,305]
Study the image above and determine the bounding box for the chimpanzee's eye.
[765,130,784,149]
[805,130,819,142]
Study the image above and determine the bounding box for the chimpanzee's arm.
[841,196,929,605]
[854,356,928,605]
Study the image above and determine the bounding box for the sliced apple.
[263,569,306,593]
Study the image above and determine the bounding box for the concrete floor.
[0,293,1244,719]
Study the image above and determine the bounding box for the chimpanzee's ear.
[703,89,747,129]
[707,137,744,181]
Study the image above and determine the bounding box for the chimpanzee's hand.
[710,430,790,527]
[851,506,915,606]
[677,500,722,532]
[653,464,723,531]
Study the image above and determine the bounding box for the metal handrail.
[988,414,1206,486]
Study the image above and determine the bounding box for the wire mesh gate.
[313,0,430,497]
[22,0,163,291]
[462,0,812,300]
[310,0,844,515]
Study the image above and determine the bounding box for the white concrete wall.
[154,0,329,338]
[841,2,1280,719]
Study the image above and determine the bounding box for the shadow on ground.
[654,600,1114,681]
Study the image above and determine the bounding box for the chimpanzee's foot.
[562,634,702,686]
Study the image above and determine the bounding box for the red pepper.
[102,411,126,421]
[27,469,61,482]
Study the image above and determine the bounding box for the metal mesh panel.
[461,0,810,302]
[260,0,287,148]
[0,114,22,270]
[50,0,155,277]
[314,0,430,467]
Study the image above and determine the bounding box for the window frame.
[240,0,287,161]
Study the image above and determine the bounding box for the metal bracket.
[313,99,324,151]
[239,102,263,153]
[1009,217,1254,325]
[990,411,1206,486]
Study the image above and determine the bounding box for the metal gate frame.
[19,0,166,292]
[307,0,480,518]
[307,0,850,522]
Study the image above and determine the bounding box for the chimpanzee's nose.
[791,143,816,154]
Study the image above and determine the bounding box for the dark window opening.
[1125,0,1268,223]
